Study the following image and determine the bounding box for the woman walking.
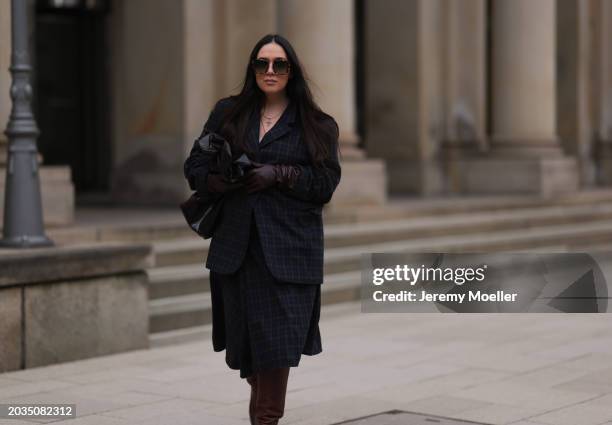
[183,34,341,424]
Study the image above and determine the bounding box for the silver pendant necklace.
[260,102,287,132]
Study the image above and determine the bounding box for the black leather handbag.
[180,131,253,239]
[180,190,225,239]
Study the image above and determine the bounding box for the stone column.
[461,0,578,196]
[110,0,279,204]
[363,0,418,195]
[214,0,277,97]
[109,0,186,204]
[492,0,558,153]
[278,0,361,159]
[601,0,612,141]
[278,0,386,207]
[557,0,597,186]
[596,0,612,183]
[441,0,487,193]
[364,0,448,196]
[0,0,10,165]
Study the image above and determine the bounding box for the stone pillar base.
[0,165,75,227]
[595,140,612,185]
[597,158,612,185]
[383,159,445,196]
[326,158,387,211]
[339,132,365,160]
[451,156,579,197]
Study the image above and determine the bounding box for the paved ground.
[1,301,612,425]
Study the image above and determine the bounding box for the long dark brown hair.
[217,34,340,167]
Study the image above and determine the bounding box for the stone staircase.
[49,190,612,347]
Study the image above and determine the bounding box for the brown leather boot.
[253,367,290,425]
[247,374,258,425]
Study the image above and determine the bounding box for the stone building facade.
[0,0,611,225]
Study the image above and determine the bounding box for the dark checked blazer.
[183,97,341,285]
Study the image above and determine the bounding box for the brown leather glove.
[274,164,301,190]
[244,162,302,193]
[244,162,277,193]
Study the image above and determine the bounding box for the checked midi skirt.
[209,215,323,379]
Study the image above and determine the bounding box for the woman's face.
[253,42,291,97]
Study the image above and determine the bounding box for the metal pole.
[0,0,53,248]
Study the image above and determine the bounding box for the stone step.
[152,202,612,267]
[149,293,212,334]
[572,241,612,251]
[149,297,365,348]
[147,234,582,342]
[147,244,580,343]
[147,254,363,300]
[48,218,193,245]
[148,270,363,335]
[153,238,209,268]
[147,198,612,341]
[325,189,612,223]
[147,228,572,343]
[148,212,612,302]
[147,264,210,299]
[324,201,612,248]
[50,189,612,244]
[148,241,565,302]
[149,325,213,348]
[323,218,612,260]
[147,205,612,300]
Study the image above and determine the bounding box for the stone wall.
[0,242,153,372]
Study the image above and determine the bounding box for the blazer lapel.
[258,102,297,150]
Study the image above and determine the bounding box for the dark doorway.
[34,0,111,195]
